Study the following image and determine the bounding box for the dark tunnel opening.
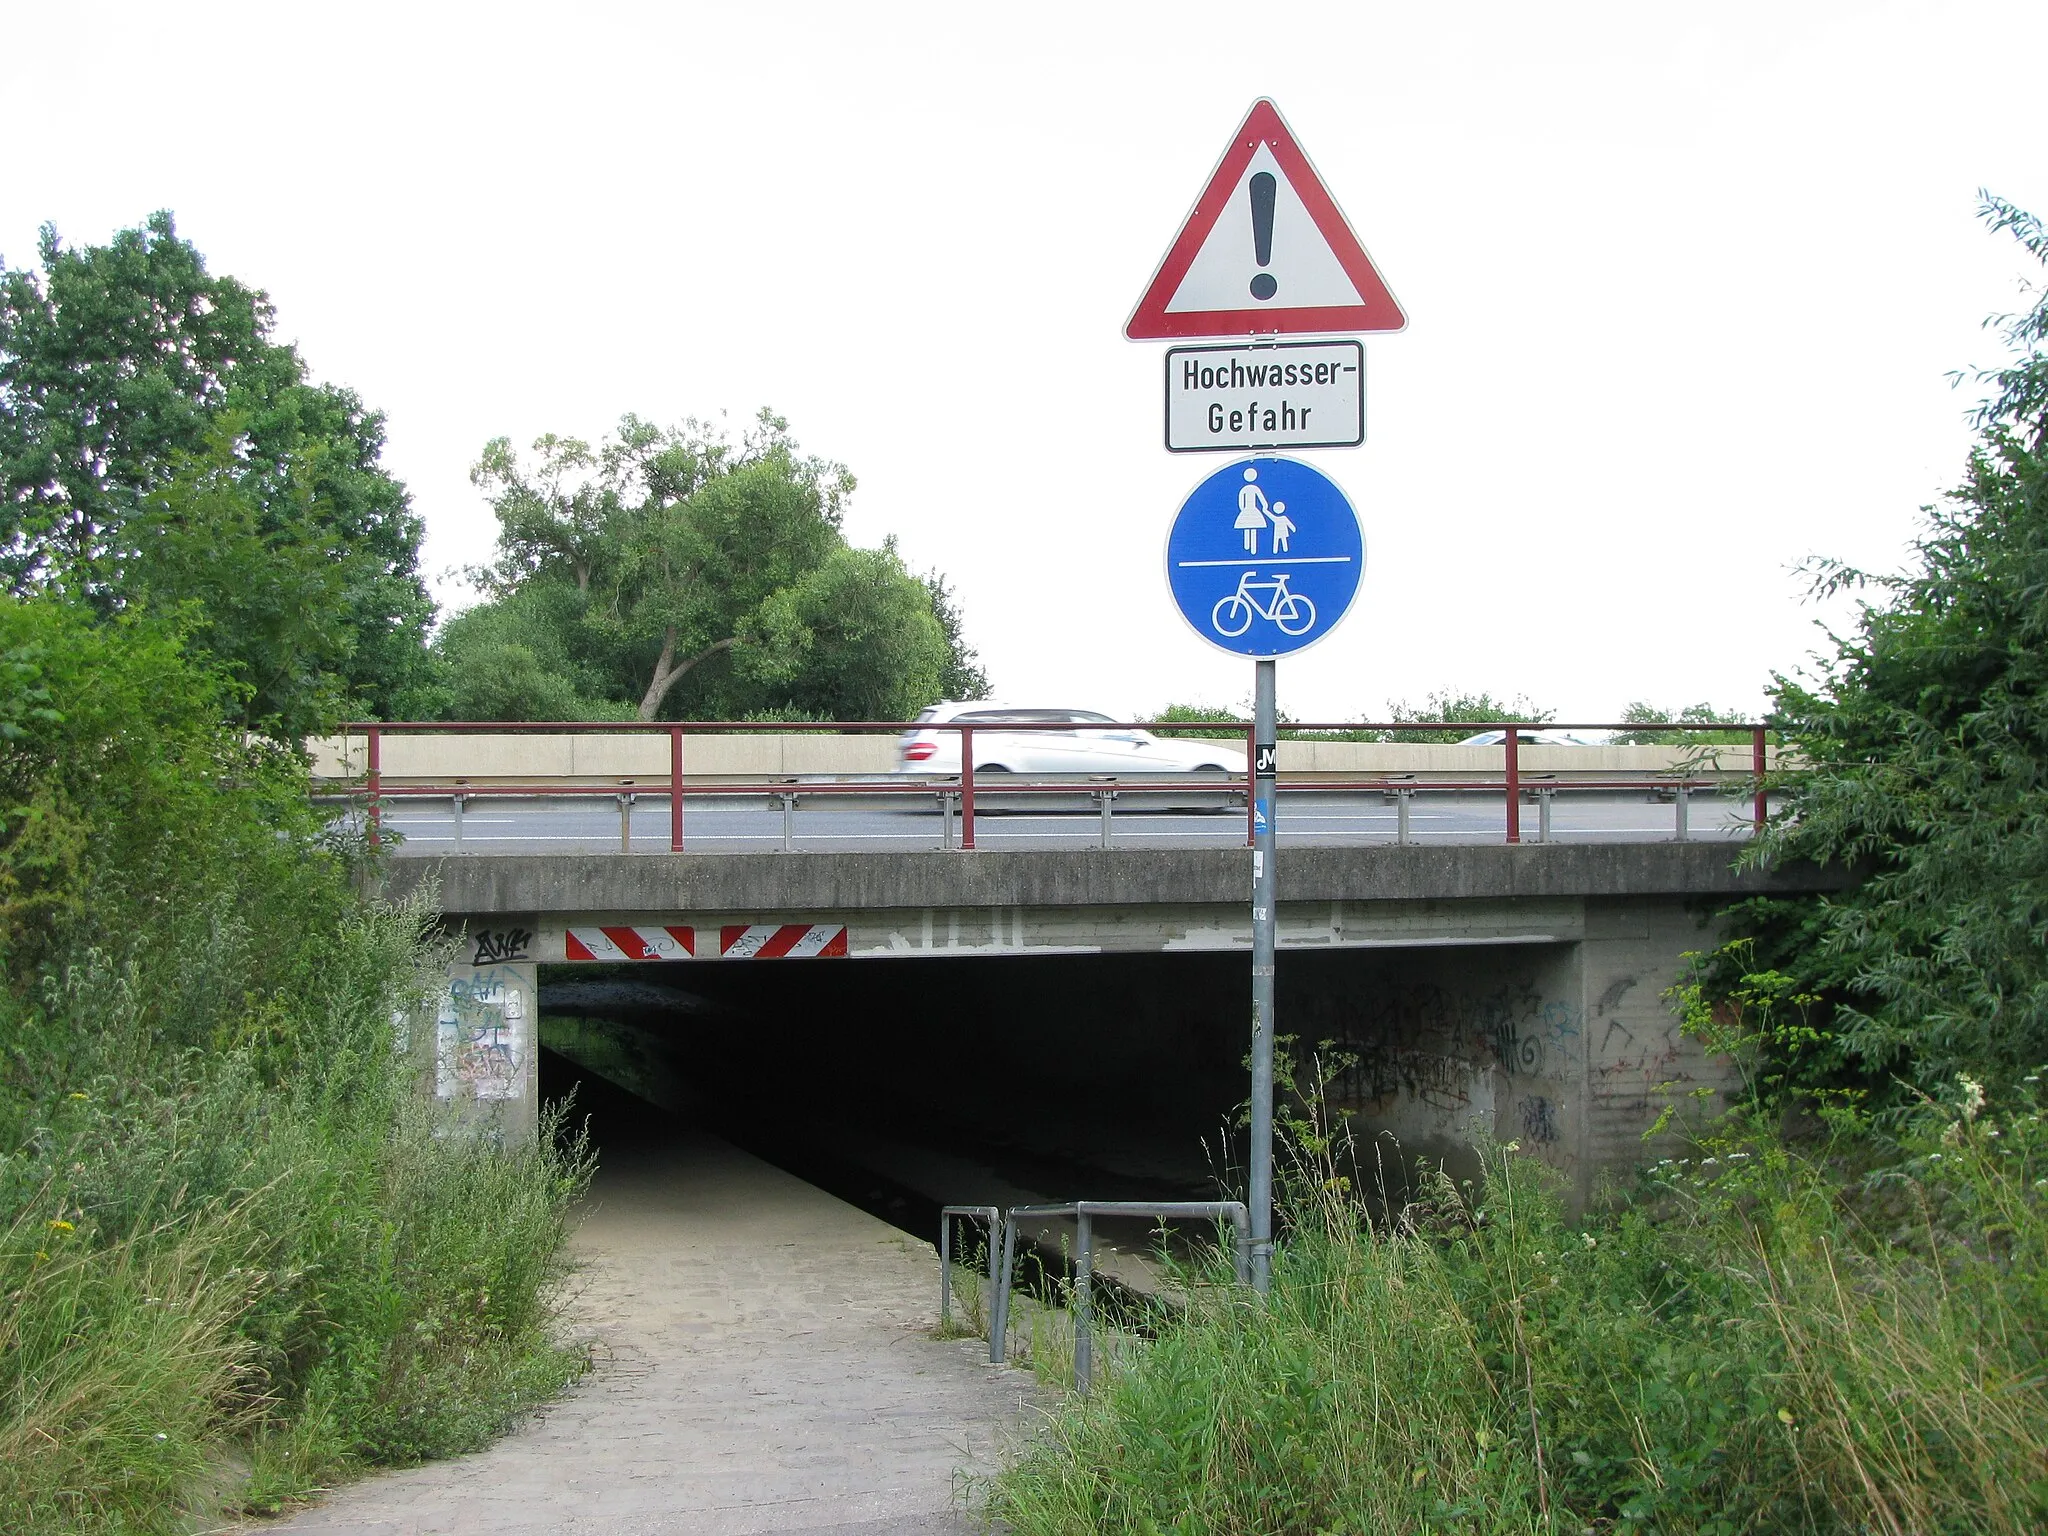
[538,942,1575,1244]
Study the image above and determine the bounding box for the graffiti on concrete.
[471,925,535,965]
[1311,981,1583,1113]
[1594,975,1639,1016]
[1519,1094,1560,1144]
[1595,1015,1688,1091]
[437,966,529,1101]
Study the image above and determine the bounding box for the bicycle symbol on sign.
[1211,571,1317,637]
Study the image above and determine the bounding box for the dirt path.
[262,1132,1034,1535]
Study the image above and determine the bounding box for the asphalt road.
[373,788,1759,856]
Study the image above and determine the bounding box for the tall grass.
[0,911,594,1531]
[1,582,594,1532]
[0,1196,264,1528]
[989,1091,2048,1534]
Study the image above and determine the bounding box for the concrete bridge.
[389,837,1845,1199]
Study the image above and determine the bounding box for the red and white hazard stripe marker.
[719,924,848,959]
[558,923,849,960]
[564,925,696,962]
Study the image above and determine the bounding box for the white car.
[896,703,1248,776]
[1454,728,1608,747]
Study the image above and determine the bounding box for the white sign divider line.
[1175,556,1352,567]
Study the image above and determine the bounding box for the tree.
[1612,701,1751,746]
[455,412,983,721]
[117,424,361,736]
[1378,689,1551,743]
[0,211,437,725]
[924,570,990,702]
[1734,196,2048,1095]
[434,581,630,722]
[739,541,953,720]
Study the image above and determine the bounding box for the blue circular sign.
[1164,456,1364,657]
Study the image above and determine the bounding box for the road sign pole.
[1249,657,1278,1294]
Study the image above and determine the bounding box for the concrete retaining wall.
[310,732,1774,783]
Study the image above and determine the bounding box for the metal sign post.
[1249,660,1278,1291]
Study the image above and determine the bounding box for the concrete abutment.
[396,845,1846,1194]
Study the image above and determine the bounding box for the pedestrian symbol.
[1236,468,1267,550]
[1163,456,1363,658]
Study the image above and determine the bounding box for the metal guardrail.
[329,718,1773,853]
[986,1199,1253,1393]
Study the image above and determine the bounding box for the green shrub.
[1,593,592,1530]
[989,1096,2048,1535]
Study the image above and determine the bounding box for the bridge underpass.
[393,843,1850,1213]
[536,945,1583,1241]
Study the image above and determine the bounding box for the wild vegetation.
[1726,200,2048,1104]
[0,585,591,1533]
[1,214,595,1532]
[992,197,2048,1534]
[988,1085,2048,1535]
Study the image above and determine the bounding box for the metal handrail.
[332,773,1750,855]
[329,717,1774,853]
[992,1200,1252,1393]
[938,1205,1004,1364]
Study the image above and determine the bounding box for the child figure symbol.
[1270,500,1295,553]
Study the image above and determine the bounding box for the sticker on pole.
[1164,456,1363,657]
[1126,99,1406,341]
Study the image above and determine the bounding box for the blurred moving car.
[896,703,1248,775]
[1454,728,1609,747]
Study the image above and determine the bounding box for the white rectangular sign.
[1165,340,1363,453]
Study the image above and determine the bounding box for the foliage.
[452,411,980,721]
[1146,694,1560,744]
[1144,701,1246,740]
[1378,688,1552,743]
[0,591,588,1530]
[434,581,633,723]
[923,569,989,702]
[0,592,306,983]
[988,1093,2048,1535]
[1146,701,1343,744]
[0,211,438,729]
[1613,700,1753,745]
[737,540,954,720]
[1732,196,2048,1098]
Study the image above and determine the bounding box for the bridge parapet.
[314,717,1780,853]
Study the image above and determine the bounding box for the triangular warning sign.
[1126,100,1406,341]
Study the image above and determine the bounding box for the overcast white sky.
[7,2,2046,723]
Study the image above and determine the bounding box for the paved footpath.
[261,1131,1035,1536]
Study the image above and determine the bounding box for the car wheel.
[1194,763,1227,772]
[976,763,1012,773]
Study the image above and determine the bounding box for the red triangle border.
[1126,99,1406,341]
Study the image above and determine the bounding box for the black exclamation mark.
[1248,171,1277,301]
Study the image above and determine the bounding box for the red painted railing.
[340,718,1773,853]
